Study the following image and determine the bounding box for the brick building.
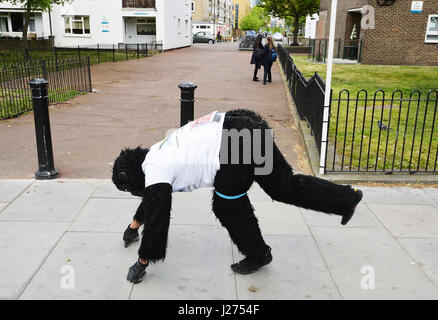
[316,0,438,66]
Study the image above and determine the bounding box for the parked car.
[238,34,255,51]
[245,30,256,36]
[193,32,215,44]
[273,32,283,41]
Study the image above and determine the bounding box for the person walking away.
[250,34,264,82]
[262,35,276,85]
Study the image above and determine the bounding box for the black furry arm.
[133,201,146,224]
[138,183,172,263]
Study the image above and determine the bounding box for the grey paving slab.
[0,221,68,299]
[130,225,236,300]
[233,235,341,300]
[0,203,8,211]
[0,180,32,202]
[91,182,137,199]
[247,184,273,203]
[311,227,438,299]
[367,204,438,238]
[253,202,310,236]
[0,181,97,222]
[69,198,142,232]
[20,232,134,300]
[301,202,383,228]
[419,188,438,206]
[171,188,220,227]
[357,187,426,205]
[398,238,438,288]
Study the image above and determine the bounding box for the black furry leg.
[212,193,271,271]
[255,143,363,223]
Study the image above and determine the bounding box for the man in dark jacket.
[250,34,263,81]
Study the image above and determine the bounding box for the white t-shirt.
[142,111,225,192]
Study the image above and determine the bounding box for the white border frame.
[63,15,91,37]
[425,14,438,43]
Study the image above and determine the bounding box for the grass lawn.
[1,87,84,119]
[291,55,438,96]
[0,48,162,69]
[289,55,438,172]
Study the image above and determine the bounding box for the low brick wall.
[283,46,312,54]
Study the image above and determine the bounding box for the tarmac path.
[0,42,312,178]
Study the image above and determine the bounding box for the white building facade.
[0,0,192,50]
[191,0,232,37]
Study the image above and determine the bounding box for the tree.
[259,0,320,46]
[239,6,268,31]
[0,0,69,58]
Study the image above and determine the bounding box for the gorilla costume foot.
[231,247,273,275]
[341,189,363,225]
[127,260,148,284]
[123,224,139,248]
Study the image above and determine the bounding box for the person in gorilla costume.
[112,109,363,284]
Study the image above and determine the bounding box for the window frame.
[63,15,91,36]
[0,15,9,33]
[425,14,438,43]
[136,17,156,36]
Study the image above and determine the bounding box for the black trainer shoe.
[341,189,363,225]
[231,247,272,275]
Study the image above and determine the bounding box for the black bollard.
[28,78,59,180]
[178,82,197,127]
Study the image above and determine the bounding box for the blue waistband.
[215,190,247,200]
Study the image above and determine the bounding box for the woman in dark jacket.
[262,35,275,85]
[250,34,263,81]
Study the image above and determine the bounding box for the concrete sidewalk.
[1,179,438,300]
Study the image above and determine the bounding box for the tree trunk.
[22,6,31,59]
[292,17,299,46]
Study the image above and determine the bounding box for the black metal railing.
[278,44,438,174]
[304,38,363,63]
[278,44,326,154]
[122,0,156,8]
[0,42,162,69]
[326,89,438,173]
[0,57,92,120]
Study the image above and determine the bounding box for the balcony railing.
[122,0,155,9]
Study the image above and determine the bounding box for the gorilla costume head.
[112,146,149,197]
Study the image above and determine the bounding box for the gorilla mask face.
[112,147,149,197]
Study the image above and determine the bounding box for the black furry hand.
[127,260,148,284]
[123,225,139,248]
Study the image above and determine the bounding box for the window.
[0,17,8,32]
[9,13,36,33]
[29,16,36,33]
[425,15,438,43]
[11,12,24,32]
[64,16,90,35]
[136,17,155,35]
